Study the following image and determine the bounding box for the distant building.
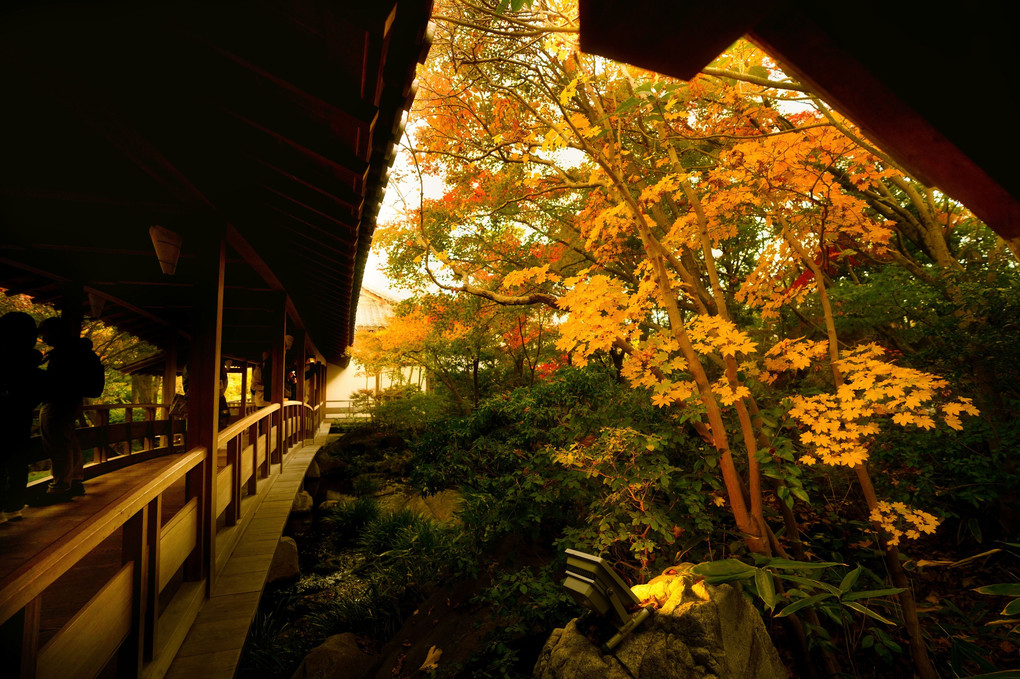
[325,288,424,414]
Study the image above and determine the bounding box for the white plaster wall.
[325,360,425,407]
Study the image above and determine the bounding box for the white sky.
[361,129,447,298]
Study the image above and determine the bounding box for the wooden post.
[20,597,41,679]
[184,462,203,582]
[99,410,111,463]
[293,331,307,441]
[270,295,286,469]
[143,406,154,452]
[320,363,327,426]
[162,335,178,449]
[226,436,240,526]
[247,420,258,495]
[60,283,85,336]
[119,505,148,677]
[239,361,248,416]
[125,406,134,456]
[188,226,225,592]
[143,496,161,661]
[1,595,40,679]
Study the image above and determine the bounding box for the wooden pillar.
[0,596,39,679]
[162,334,178,449]
[270,294,286,468]
[294,334,306,404]
[142,497,161,662]
[189,227,225,592]
[119,505,149,677]
[293,332,307,441]
[316,363,325,427]
[239,361,248,416]
[60,283,85,335]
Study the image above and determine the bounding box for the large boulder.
[313,448,348,477]
[292,490,314,513]
[305,459,321,480]
[266,536,301,584]
[533,567,786,679]
[291,633,376,679]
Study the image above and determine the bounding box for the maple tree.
[348,293,560,411]
[375,1,1018,674]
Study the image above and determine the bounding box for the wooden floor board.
[164,648,240,679]
[164,426,331,679]
[0,456,184,580]
[221,554,274,576]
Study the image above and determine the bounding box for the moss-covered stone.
[533,568,786,679]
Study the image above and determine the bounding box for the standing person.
[39,316,102,501]
[0,312,44,523]
[250,353,266,407]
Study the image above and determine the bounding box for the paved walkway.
[165,424,332,679]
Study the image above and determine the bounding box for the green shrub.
[321,496,381,539]
[371,385,454,435]
[238,607,305,679]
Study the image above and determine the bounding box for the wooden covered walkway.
[0,1,433,677]
[0,403,328,679]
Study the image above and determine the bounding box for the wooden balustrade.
[24,404,185,487]
[324,399,371,422]
[1,399,320,679]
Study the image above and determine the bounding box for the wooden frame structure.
[0,1,434,677]
[577,1,1020,247]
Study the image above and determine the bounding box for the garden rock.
[313,448,347,476]
[533,568,785,679]
[306,458,321,479]
[292,490,314,513]
[267,536,301,584]
[317,499,340,512]
[291,632,376,679]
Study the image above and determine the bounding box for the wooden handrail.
[5,392,327,679]
[82,404,164,411]
[0,447,207,624]
[216,403,280,443]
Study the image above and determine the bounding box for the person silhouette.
[0,312,44,523]
[38,316,96,501]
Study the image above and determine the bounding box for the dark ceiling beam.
[257,185,360,240]
[185,30,380,134]
[218,106,370,186]
[748,10,1020,240]
[223,226,323,361]
[578,0,773,80]
[0,188,189,215]
[84,284,182,335]
[245,156,361,217]
[259,205,359,255]
[25,68,213,212]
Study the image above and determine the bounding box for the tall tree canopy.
[373,4,1018,674]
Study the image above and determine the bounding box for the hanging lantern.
[150,225,183,275]
[87,290,106,319]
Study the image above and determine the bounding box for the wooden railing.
[324,398,371,421]
[23,404,184,485]
[1,400,319,679]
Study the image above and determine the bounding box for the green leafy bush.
[371,384,454,435]
[321,496,381,540]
